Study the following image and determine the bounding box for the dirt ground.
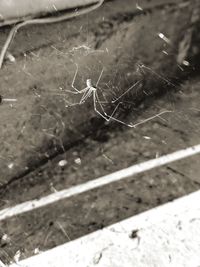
[0,0,200,265]
[0,0,197,183]
[1,75,200,264]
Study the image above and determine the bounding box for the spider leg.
[63,86,89,95]
[64,87,89,106]
[67,65,92,94]
[94,92,134,127]
[137,63,175,86]
[130,110,172,127]
[64,99,83,107]
[95,68,104,87]
[95,92,110,115]
[97,86,110,104]
[70,63,82,93]
[111,80,141,103]
[80,88,92,103]
[64,63,89,95]
[93,93,110,121]
[95,91,121,118]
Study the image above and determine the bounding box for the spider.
[64,65,141,127]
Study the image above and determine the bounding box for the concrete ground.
[0,0,197,182]
[1,74,200,264]
[0,0,200,265]
[9,191,200,267]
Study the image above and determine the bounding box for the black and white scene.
[0,0,200,266]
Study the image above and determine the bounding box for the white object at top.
[0,0,102,26]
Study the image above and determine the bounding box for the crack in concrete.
[167,166,200,186]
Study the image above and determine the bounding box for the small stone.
[74,157,81,165]
[34,248,40,254]
[1,234,10,246]
[8,163,14,169]
[58,159,67,167]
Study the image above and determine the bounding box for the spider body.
[64,65,171,128]
[65,65,139,127]
[77,79,97,104]
[86,79,92,88]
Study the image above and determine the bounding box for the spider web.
[0,0,199,265]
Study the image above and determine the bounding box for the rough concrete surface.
[0,0,199,183]
[0,0,200,265]
[9,191,200,267]
[1,72,200,264]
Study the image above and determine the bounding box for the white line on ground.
[9,190,200,267]
[0,259,6,267]
[0,143,200,221]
